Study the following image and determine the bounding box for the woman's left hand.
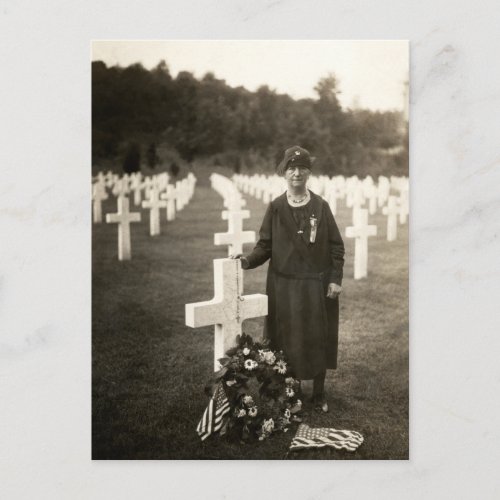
[326,283,342,299]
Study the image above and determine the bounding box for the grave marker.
[92,182,108,223]
[130,174,143,206]
[185,258,268,370]
[160,184,177,221]
[345,209,377,279]
[382,196,399,242]
[365,184,378,215]
[112,177,129,199]
[105,196,141,260]
[214,210,256,256]
[142,186,167,236]
[175,181,184,211]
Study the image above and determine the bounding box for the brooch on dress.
[309,215,318,243]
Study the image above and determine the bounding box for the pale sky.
[92,40,408,112]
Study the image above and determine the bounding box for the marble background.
[1,0,499,498]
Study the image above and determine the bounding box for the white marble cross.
[262,189,272,204]
[399,189,409,224]
[378,176,390,208]
[345,209,377,279]
[185,258,268,371]
[130,174,143,206]
[364,184,378,215]
[160,184,177,221]
[325,185,337,216]
[186,172,197,201]
[141,186,167,236]
[351,187,365,212]
[92,181,108,223]
[106,196,141,260]
[93,172,105,185]
[112,177,129,199]
[214,210,256,256]
[141,177,154,201]
[179,178,191,209]
[382,196,399,242]
[175,181,184,211]
[106,172,117,188]
[155,173,170,192]
[224,192,246,212]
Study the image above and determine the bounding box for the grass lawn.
[92,169,408,460]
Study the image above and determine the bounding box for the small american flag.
[196,381,231,441]
[290,423,364,452]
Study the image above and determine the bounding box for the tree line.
[92,60,408,177]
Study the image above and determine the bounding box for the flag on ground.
[290,423,364,452]
[196,381,231,441]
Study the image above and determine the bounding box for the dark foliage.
[169,161,180,178]
[146,142,159,169]
[122,142,141,173]
[92,60,408,176]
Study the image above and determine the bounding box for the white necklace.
[287,190,310,205]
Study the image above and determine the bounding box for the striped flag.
[196,381,231,441]
[290,423,364,452]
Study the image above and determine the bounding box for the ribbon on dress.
[309,215,318,243]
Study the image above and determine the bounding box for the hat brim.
[276,155,315,176]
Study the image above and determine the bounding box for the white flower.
[285,377,295,386]
[244,359,257,371]
[264,351,276,365]
[258,349,277,365]
[236,408,246,418]
[274,360,287,374]
[284,409,291,418]
[285,387,295,398]
[248,406,258,418]
[242,347,250,356]
[295,399,302,408]
[262,418,274,433]
[242,395,254,406]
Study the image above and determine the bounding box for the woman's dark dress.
[245,190,345,379]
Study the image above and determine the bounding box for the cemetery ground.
[92,170,408,460]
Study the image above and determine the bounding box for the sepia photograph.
[91,40,409,460]
[5,0,500,495]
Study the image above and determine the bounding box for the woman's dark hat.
[276,145,314,175]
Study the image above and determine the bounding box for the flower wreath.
[208,333,303,442]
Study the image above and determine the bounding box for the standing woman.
[235,146,345,412]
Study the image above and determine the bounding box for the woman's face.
[284,165,311,189]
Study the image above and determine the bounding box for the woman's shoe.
[314,401,329,413]
[313,396,329,413]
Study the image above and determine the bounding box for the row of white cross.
[233,173,408,280]
[92,171,197,260]
[233,172,409,222]
[93,172,195,224]
[210,173,256,256]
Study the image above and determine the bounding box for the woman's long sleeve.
[325,203,345,285]
[245,203,273,269]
